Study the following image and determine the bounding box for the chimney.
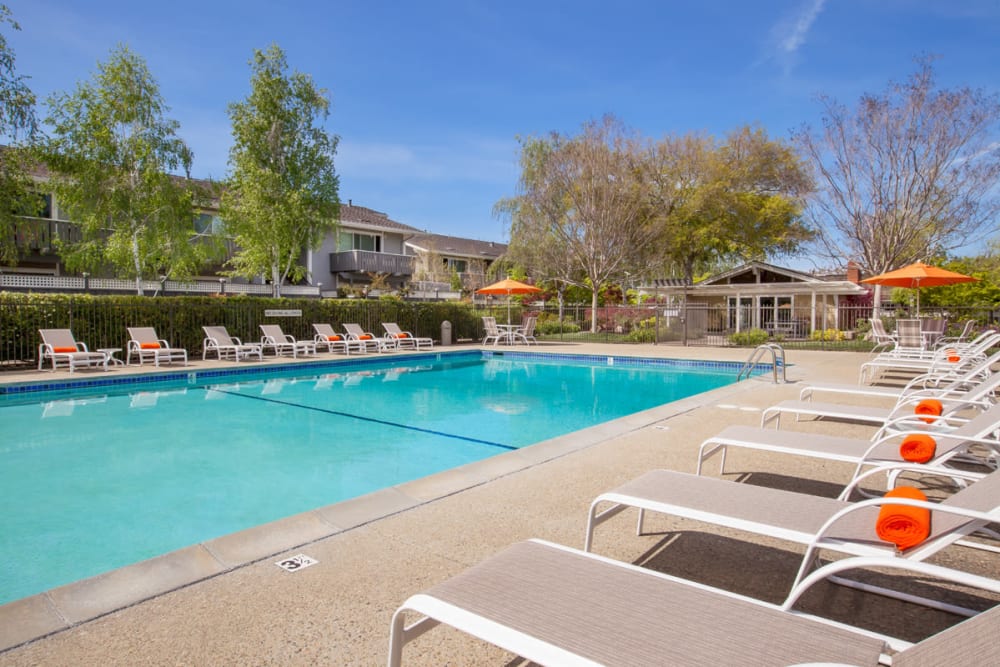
[347,199,352,207]
[846,260,861,284]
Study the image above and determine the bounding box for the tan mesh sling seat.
[126,327,188,367]
[389,539,1000,666]
[585,466,1000,612]
[343,323,387,353]
[38,329,109,372]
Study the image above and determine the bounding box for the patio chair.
[126,327,188,367]
[868,318,897,354]
[383,322,433,350]
[920,317,948,348]
[37,329,109,373]
[511,315,538,345]
[311,323,355,354]
[389,538,1000,666]
[760,367,1000,430]
[698,402,1000,494]
[585,466,1000,611]
[344,323,387,352]
[938,319,977,347]
[259,324,316,358]
[481,316,504,346]
[895,318,926,352]
[201,326,263,362]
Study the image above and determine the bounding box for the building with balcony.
[404,233,507,294]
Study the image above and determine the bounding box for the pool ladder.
[738,343,787,383]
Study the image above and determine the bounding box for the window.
[338,231,381,252]
[194,213,224,235]
[443,257,467,273]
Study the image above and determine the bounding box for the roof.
[338,203,422,235]
[643,261,868,296]
[405,232,507,260]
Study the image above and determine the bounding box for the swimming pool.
[0,350,753,605]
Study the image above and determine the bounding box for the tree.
[0,4,40,265]
[646,126,813,286]
[497,116,656,332]
[221,44,339,297]
[40,44,208,294]
[795,58,1000,289]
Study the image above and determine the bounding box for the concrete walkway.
[1,343,997,665]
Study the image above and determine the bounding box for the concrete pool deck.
[1,342,998,664]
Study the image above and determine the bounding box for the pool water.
[0,352,743,605]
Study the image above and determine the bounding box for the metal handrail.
[738,343,787,383]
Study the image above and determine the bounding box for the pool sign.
[265,309,302,317]
[275,554,318,572]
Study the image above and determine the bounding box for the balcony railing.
[14,217,83,251]
[329,250,414,275]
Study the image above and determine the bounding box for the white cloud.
[778,0,827,54]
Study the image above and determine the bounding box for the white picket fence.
[0,273,321,297]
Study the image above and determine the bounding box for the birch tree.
[0,4,40,265]
[40,45,205,294]
[497,116,656,332]
[795,58,1000,283]
[221,44,339,296]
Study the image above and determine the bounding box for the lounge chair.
[202,326,263,362]
[698,403,1000,493]
[37,329,109,373]
[859,330,1000,384]
[259,324,316,358]
[126,327,188,367]
[383,322,433,350]
[389,538,1000,666]
[760,369,1000,430]
[481,316,504,345]
[868,318,898,354]
[584,466,1000,605]
[799,349,1000,404]
[343,323,387,353]
[894,318,926,352]
[311,323,355,354]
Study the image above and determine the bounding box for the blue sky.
[6,0,1000,247]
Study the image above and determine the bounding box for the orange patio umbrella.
[861,261,977,315]
[476,278,542,323]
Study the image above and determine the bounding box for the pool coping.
[0,348,770,652]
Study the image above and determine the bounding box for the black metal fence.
[4,293,998,371]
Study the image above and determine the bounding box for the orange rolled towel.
[359,334,372,340]
[327,335,342,341]
[876,486,931,550]
[140,342,161,349]
[899,434,936,463]
[398,333,410,338]
[944,348,961,363]
[914,398,943,424]
[53,346,77,353]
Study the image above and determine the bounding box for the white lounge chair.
[259,324,316,358]
[201,326,263,362]
[799,349,1000,404]
[382,322,433,350]
[343,323,387,353]
[389,539,1000,666]
[37,329,109,373]
[585,466,1000,608]
[311,323,356,354]
[760,369,1000,430]
[698,403,1000,494]
[126,327,188,367]
[859,330,1000,384]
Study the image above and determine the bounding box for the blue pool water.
[0,351,747,605]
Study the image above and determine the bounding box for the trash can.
[440,320,452,346]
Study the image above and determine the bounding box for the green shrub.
[809,328,846,342]
[535,318,580,335]
[727,328,769,346]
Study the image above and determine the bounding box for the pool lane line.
[205,387,518,451]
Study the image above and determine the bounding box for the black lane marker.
[207,387,518,451]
